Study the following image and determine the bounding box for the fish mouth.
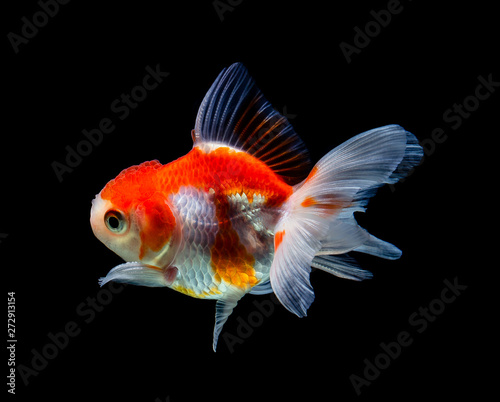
[98,262,177,288]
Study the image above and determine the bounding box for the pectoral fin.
[98,262,178,287]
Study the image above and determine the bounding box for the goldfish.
[90,62,423,351]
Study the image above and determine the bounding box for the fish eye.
[104,210,127,234]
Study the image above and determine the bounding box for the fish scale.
[137,144,291,298]
[166,180,278,298]
[169,186,220,298]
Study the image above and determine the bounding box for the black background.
[4,0,497,401]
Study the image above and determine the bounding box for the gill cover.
[95,189,181,288]
[135,192,179,265]
[102,193,181,288]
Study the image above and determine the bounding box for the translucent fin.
[310,125,421,258]
[98,262,177,287]
[329,125,423,210]
[270,223,317,317]
[213,289,245,352]
[316,219,402,260]
[249,280,273,295]
[194,62,311,185]
[270,125,422,317]
[388,129,424,184]
[269,183,356,317]
[316,219,370,255]
[353,234,402,260]
[311,254,373,281]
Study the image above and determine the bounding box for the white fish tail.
[269,125,423,317]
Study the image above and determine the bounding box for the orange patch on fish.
[274,229,285,250]
[101,160,163,210]
[136,193,176,259]
[301,195,317,208]
[210,193,258,290]
[101,148,292,208]
[304,165,319,183]
[301,194,344,215]
[100,146,293,264]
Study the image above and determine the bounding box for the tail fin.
[269,125,423,317]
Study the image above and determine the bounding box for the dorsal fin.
[193,63,311,185]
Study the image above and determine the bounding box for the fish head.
[90,161,181,272]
